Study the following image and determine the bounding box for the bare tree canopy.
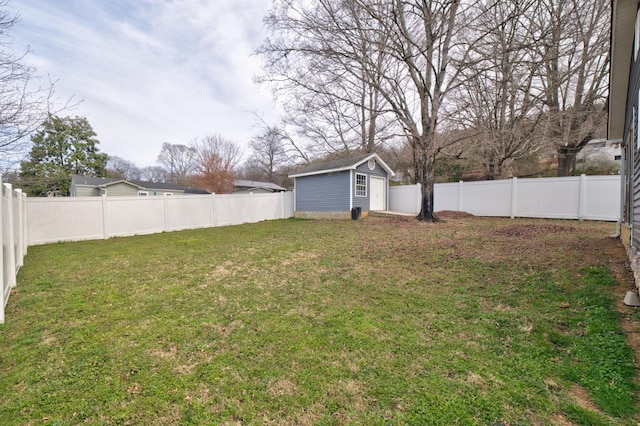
[247,126,288,183]
[191,134,242,194]
[156,142,196,185]
[106,155,141,181]
[259,0,478,221]
[259,0,610,202]
[533,0,610,176]
[0,1,64,169]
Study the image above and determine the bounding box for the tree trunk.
[415,146,438,222]
[556,147,575,177]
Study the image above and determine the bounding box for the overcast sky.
[9,0,278,167]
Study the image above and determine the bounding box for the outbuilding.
[289,153,395,219]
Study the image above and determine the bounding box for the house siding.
[625,4,640,248]
[105,183,140,196]
[295,171,350,211]
[75,186,101,197]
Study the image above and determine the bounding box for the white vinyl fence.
[27,191,295,246]
[1,183,28,324]
[389,175,621,221]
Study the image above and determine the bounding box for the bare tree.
[532,0,610,176]
[140,166,168,183]
[451,0,547,180]
[258,0,398,159]
[0,1,62,168]
[106,155,141,180]
[260,0,477,221]
[156,142,196,185]
[247,126,288,182]
[191,135,242,194]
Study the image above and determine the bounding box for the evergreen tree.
[20,115,108,196]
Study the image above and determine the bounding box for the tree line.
[256,0,610,220]
[1,0,611,221]
[15,114,290,197]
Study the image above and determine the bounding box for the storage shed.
[289,153,395,219]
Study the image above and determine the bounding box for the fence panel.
[515,177,581,219]
[1,182,28,323]
[27,197,105,245]
[213,194,254,227]
[390,184,421,214]
[164,195,213,231]
[459,180,513,216]
[26,192,295,246]
[583,175,622,220]
[391,175,620,221]
[105,197,166,237]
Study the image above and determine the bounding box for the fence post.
[578,174,586,221]
[210,193,217,227]
[0,180,4,324]
[457,181,464,211]
[101,195,108,239]
[280,191,285,219]
[4,184,16,289]
[21,192,27,255]
[14,189,23,268]
[250,192,255,223]
[163,194,169,231]
[510,177,518,219]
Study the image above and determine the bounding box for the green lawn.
[0,216,637,425]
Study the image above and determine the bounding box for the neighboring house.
[288,153,395,219]
[576,138,622,167]
[233,180,286,194]
[70,176,210,197]
[609,0,640,282]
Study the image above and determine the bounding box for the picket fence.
[389,175,621,221]
[1,183,28,324]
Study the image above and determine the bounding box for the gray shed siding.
[295,171,350,211]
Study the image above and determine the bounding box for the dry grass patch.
[0,217,636,425]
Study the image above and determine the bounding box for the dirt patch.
[435,210,476,219]
[492,224,575,237]
[569,384,604,415]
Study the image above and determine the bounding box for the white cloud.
[9,0,279,167]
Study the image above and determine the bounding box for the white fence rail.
[27,191,295,246]
[389,175,620,221]
[1,182,28,324]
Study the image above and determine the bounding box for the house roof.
[288,153,395,178]
[234,180,286,192]
[71,176,210,194]
[608,0,636,141]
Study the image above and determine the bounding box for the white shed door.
[370,176,385,211]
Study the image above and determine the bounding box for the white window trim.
[355,173,367,197]
[138,191,149,196]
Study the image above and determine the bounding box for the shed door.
[370,176,385,211]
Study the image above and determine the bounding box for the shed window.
[355,173,367,197]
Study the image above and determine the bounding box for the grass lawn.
[0,215,637,425]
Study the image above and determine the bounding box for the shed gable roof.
[289,153,395,178]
